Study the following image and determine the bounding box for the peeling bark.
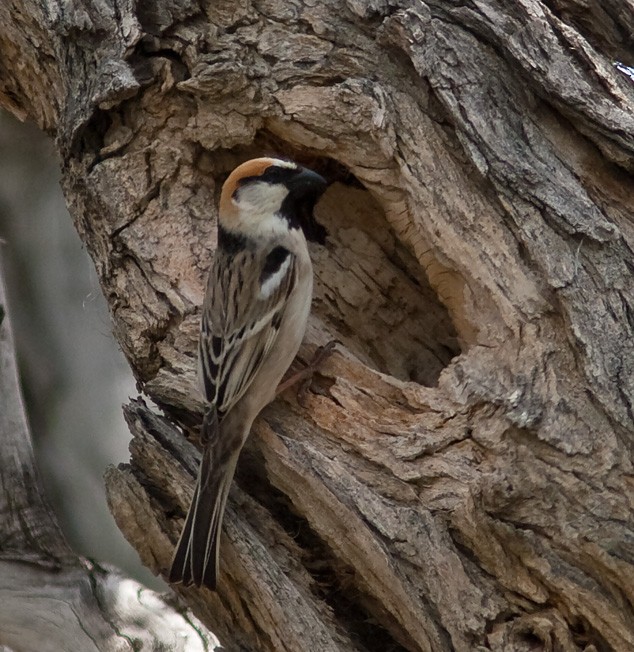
[1,1,633,650]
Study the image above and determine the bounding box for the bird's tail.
[168,410,240,589]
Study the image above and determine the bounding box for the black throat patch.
[281,193,327,244]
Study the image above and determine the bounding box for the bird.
[168,157,328,590]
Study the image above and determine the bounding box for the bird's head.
[219,157,327,238]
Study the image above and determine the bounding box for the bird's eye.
[259,165,298,185]
[235,165,298,191]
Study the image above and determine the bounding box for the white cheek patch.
[238,183,288,217]
[260,256,291,299]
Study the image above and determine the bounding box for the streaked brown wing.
[198,243,296,414]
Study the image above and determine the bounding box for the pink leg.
[276,340,337,396]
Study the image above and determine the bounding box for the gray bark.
[1,1,633,650]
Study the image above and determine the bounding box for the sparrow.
[169,157,327,589]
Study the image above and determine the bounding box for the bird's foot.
[276,340,337,399]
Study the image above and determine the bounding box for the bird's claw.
[276,339,338,398]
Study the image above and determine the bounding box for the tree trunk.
[1,1,633,650]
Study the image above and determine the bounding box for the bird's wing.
[198,243,296,414]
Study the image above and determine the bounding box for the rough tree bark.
[1,1,633,651]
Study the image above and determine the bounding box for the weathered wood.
[0,560,216,652]
[1,1,633,650]
[0,264,73,566]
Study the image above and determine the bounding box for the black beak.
[286,167,328,196]
[281,167,328,243]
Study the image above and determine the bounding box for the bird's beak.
[287,167,328,196]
